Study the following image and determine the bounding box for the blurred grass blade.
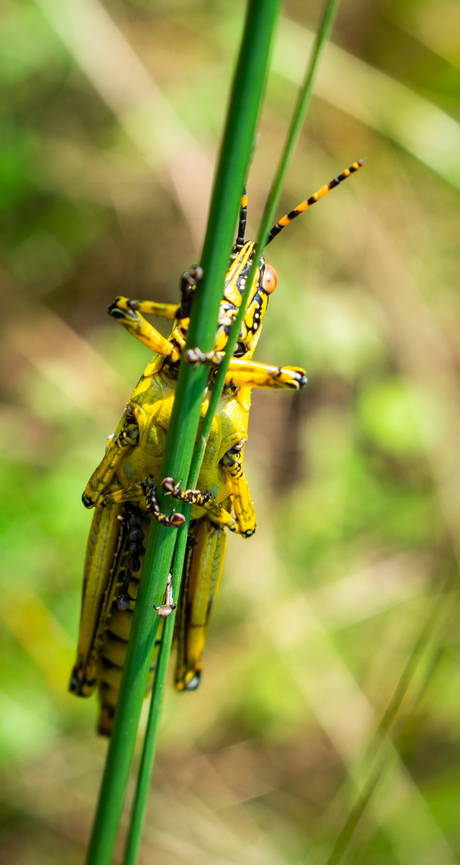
[262,585,458,865]
[85,2,281,863]
[322,571,459,865]
[189,0,341,484]
[35,0,212,245]
[274,17,460,190]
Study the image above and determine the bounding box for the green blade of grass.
[189,0,341,485]
[323,570,457,865]
[85,2,280,863]
[123,3,342,863]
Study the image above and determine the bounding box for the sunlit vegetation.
[1,0,460,863]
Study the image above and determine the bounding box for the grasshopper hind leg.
[183,671,201,691]
[174,517,227,692]
[93,506,157,736]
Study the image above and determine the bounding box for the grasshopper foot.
[184,671,201,690]
[69,667,80,693]
[184,347,222,368]
[176,265,204,320]
[143,479,185,527]
[154,573,177,618]
[270,366,307,389]
[162,477,211,507]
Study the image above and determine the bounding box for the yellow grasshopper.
[70,161,364,734]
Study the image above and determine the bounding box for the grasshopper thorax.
[165,241,277,374]
[215,240,277,359]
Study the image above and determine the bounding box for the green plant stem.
[123,4,342,861]
[85,2,280,863]
[122,521,190,865]
[324,571,456,865]
[189,0,341,479]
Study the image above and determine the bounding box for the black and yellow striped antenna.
[235,187,248,248]
[264,159,365,247]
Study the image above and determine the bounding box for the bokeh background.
[2,0,460,862]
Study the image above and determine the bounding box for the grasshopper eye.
[262,264,277,294]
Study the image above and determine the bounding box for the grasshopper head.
[210,160,366,361]
[215,240,277,358]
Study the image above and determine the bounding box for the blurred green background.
[1,0,460,863]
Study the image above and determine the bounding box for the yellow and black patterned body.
[70,239,307,734]
[73,382,253,732]
[70,162,364,734]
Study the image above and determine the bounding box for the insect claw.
[184,347,207,367]
[183,264,203,286]
[184,671,201,690]
[184,347,223,368]
[69,668,80,693]
[154,603,174,617]
[162,477,182,495]
[161,477,174,494]
[154,573,177,616]
[169,511,186,527]
[176,266,204,319]
[118,594,130,611]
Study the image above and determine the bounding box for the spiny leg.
[176,265,203,320]
[113,297,180,319]
[223,358,307,390]
[265,159,365,246]
[107,264,203,355]
[161,478,239,533]
[184,350,306,391]
[99,478,186,528]
[234,188,248,249]
[112,265,203,323]
[221,445,255,537]
[108,298,179,359]
[184,346,223,367]
[174,519,227,691]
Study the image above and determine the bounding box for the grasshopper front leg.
[107,265,203,354]
[161,478,239,533]
[224,357,307,390]
[184,349,307,390]
[98,478,186,528]
[161,467,256,538]
[108,298,180,359]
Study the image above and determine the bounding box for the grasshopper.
[70,161,364,734]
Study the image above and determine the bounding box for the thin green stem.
[265,0,341,234]
[123,5,343,860]
[85,2,280,863]
[323,572,457,865]
[189,0,341,482]
[122,521,190,865]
